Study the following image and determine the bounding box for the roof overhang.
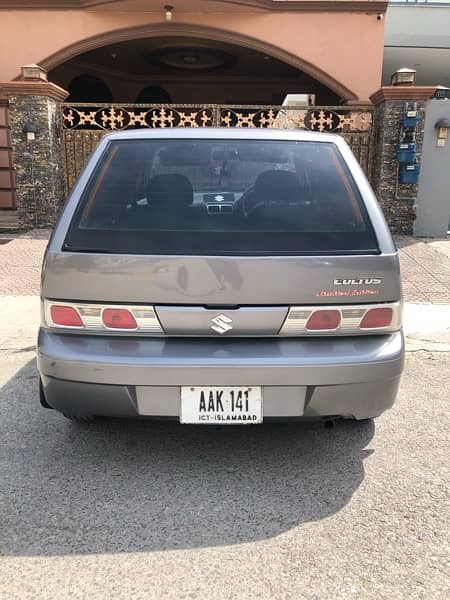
[0,0,389,13]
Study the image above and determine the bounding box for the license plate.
[180,386,263,425]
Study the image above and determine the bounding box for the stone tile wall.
[4,89,435,235]
[371,100,426,235]
[8,95,65,229]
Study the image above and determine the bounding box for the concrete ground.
[396,236,450,304]
[0,233,449,599]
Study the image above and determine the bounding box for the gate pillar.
[370,81,436,235]
[0,65,68,229]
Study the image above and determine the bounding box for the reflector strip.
[81,145,119,222]
[326,146,363,225]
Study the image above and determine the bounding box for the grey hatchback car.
[38,128,404,424]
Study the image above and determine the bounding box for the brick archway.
[37,22,358,102]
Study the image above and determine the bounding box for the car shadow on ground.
[0,359,374,556]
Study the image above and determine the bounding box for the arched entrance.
[44,25,373,194]
[0,4,385,232]
[47,29,345,105]
[66,74,113,103]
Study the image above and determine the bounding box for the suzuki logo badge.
[210,314,233,334]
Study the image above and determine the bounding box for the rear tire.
[39,379,53,409]
[348,417,374,429]
[63,414,97,424]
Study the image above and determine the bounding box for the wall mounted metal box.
[396,142,416,163]
[399,163,420,184]
[401,111,419,129]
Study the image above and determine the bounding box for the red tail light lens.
[102,308,137,330]
[360,307,393,329]
[50,305,83,327]
[306,309,341,331]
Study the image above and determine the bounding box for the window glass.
[64,139,379,255]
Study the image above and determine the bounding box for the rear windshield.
[64,139,379,255]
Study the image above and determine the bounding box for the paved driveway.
[0,344,448,599]
[0,234,449,599]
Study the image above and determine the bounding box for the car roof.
[103,128,343,144]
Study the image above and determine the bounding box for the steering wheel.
[238,187,265,217]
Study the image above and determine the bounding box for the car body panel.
[42,252,401,306]
[38,330,404,386]
[38,330,404,420]
[38,129,404,421]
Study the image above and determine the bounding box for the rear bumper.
[38,329,405,420]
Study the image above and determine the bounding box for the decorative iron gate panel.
[61,103,374,194]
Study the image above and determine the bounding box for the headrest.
[254,170,301,204]
[147,174,193,208]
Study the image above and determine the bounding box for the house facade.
[384,0,450,88]
[0,0,441,234]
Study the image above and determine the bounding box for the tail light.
[44,300,402,337]
[44,301,162,334]
[306,309,341,331]
[50,305,83,328]
[102,308,137,330]
[280,302,402,336]
[360,307,393,329]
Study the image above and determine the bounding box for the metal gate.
[60,103,375,194]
